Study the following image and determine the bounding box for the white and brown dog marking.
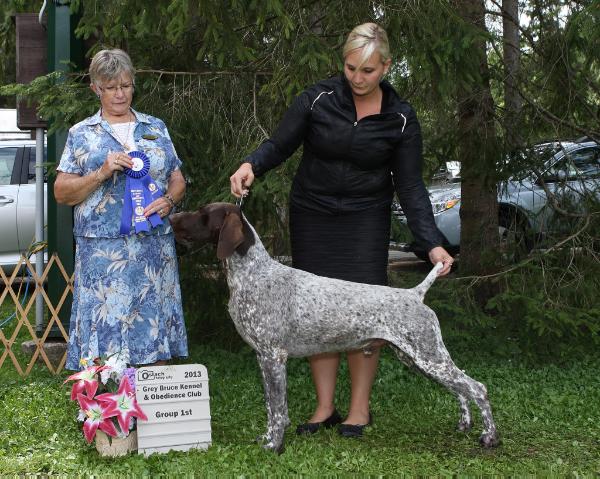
[171,202,499,453]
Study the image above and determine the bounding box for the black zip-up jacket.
[245,74,444,252]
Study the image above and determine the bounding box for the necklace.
[106,111,134,151]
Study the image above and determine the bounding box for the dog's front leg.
[255,352,274,446]
[256,349,289,454]
[456,393,473,432]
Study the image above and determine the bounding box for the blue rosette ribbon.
[119,151,163,235]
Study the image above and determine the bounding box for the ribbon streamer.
[119,151,163,235]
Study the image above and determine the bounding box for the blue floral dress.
[58,109,188,369]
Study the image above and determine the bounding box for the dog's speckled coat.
[171,203,499,453]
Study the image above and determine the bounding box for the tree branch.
[136,69,273,76]
[454,211,598,282]
[252,73,269,140]
[518,88,600,142]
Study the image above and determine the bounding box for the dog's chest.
[227,276,290,342]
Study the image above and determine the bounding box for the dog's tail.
[410,262,443,301]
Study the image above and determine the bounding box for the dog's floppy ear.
[217,210,244,259]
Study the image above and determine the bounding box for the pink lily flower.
[96,376,148,433]
[76,393,119,444]
[64,365,110,400]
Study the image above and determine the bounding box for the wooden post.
[15,13,47,130]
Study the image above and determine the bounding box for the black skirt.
[289,204,390,286]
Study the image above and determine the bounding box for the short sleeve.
[57,129,84,175]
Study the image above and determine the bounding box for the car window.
[542,147,600,182]
[570,147,600,179]
[0,147,18,185]
[27,147,48,183]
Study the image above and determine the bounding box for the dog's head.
[171,202,254,259]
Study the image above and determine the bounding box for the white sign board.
[135,364,211,455]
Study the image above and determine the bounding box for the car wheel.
[498,210,531,261]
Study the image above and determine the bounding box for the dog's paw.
[255,433,272,445]
[479,431,500,448]
[457,419,473,432]
[263,441,285,454]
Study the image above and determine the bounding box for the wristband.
[163,193,176,208]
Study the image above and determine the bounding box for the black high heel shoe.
[295,409,343,435]
[337,413,372,438]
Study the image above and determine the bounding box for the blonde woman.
[230,23,453,438]
[55,49,187,369]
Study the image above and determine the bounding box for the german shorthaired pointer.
[170,203,499,453]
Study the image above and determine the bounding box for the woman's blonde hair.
[342,23,390,67]
[89,48,135,86]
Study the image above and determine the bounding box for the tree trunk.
[502,0,522,149]
[453,0,500,285]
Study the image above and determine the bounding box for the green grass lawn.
[1,339,599,475]
[2,270,600,475]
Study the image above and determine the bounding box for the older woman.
[55,49,187,369]
[230,23,453,438]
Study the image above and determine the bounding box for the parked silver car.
[395,140,600,261]
[0,138,47,273]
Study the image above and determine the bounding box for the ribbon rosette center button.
[131,157,144,172]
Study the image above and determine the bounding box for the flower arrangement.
[64,354,147,444]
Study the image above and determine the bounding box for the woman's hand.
[144,195,173,219]
[54,150,135,206]
[230,162,254,198]
[428,246,454,276]
[99,152,134,179]
[143,170,186,219]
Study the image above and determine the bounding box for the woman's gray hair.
[89,48,136,86]
[343,23,391,67]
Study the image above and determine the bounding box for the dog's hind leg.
[256,350,289,454]
[391,345,471,433]
[441,369,498,447]
[390,319,499,447]
[414,355,497,447]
